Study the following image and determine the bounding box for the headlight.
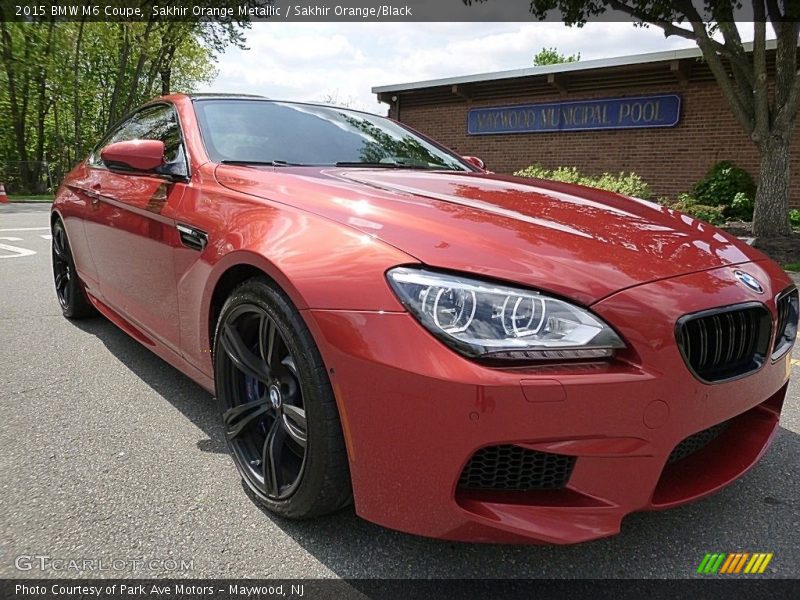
[387,267,625,361]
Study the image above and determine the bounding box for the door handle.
[176,223,208,251]
[87,184,101,204]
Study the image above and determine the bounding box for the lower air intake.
[668,421,730,464]
[458,445,575,491]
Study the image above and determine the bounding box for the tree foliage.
[0,15,248,192]
[533,46,580,65]
[465,0,800,236]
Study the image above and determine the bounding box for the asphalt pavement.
[1,203,798,580]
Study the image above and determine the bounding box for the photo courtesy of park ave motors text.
[1,0,799,592]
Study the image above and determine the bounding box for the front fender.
[175,182,416,378]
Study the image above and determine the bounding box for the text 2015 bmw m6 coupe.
[52,94,797,544]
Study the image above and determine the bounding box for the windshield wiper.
[334,161,442,170]
[222,159,450,170]
[220,160,304,167]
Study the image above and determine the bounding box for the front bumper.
[304,261,793,544]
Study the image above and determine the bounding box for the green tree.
[533,46,580,65]
[465,0,800,237]
[0,9,248,193]
[0,20,57,192]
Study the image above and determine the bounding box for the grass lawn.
[785,261,800,272]
[7,195,53,202]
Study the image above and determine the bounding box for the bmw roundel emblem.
[734,270,764,294]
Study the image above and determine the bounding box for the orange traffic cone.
[0,183,8,203]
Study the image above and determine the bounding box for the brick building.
[373,42,800,208]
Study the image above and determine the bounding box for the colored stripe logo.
[697,552,773,574]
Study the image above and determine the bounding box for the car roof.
[184,94,388,119]
[187,93,270,100]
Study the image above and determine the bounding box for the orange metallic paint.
[52,94,794,544]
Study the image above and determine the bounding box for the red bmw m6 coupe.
[52,94,797,544]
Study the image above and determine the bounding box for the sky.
[205,22,761,114]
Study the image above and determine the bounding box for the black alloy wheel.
[214,277,351,518]
[219,302,308,499]
[51,219,96,319]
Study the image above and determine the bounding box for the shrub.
[790,209,800,228]
[730,192,754,221]
[668,193,726,225]
[691,160,756,220]
[514,164,651,199]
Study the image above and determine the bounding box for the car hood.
[215,166,766,305]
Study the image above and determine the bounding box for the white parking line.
[0,238,36,258]
[40,234,52,240]
[0,227,50,232]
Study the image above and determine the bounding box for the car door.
[82,103,188,354]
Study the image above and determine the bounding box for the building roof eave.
[372,39,778,96]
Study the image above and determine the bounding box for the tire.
[51,218,96,319]
[213,277,352,519]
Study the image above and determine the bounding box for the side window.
[89,104,186,170]
[88,116,138,167]
[128,105,183,163]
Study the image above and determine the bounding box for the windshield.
[193,99,471,171]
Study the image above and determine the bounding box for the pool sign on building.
[467,94,681,135]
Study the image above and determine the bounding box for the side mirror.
[462,155,486,171]
[101,140,165,173]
